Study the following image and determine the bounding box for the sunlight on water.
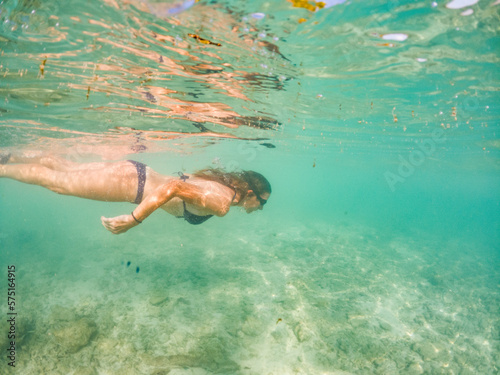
[0,0,499,374]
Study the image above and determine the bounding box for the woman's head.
[193,168,271,209]
[240,170,271,205]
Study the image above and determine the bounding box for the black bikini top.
[178,173,236,225]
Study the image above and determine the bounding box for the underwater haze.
[0,0,499,374]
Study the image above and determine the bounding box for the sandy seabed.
[1,216,498,375]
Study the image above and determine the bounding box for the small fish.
[136,266,140,273]
[126,261,131,267]
[260,143,276,149]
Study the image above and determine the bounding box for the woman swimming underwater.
[0,152,271,234]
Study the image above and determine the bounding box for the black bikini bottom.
[128,160,146,204]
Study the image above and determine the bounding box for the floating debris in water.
[143,91,156,103]
[289,0,325,12]
[381,33,408,42]
[446,0,479,9]
[251,13,266,19]
[322,0,347,7]
[164,0,197,14]
[188,33,221,46]
[136,266,140,273]
[39,57,47,77]
[126,261,131,267]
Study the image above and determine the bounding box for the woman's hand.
[101,214,139,234]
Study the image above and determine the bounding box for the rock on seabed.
[52,318,97,353]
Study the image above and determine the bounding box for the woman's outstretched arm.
[101,180,231,234]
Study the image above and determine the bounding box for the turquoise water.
[1,0,499,374]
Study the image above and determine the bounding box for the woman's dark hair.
[193,168,271,201]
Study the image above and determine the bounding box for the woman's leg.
[7,152,111,172]
[0,161,138,202]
